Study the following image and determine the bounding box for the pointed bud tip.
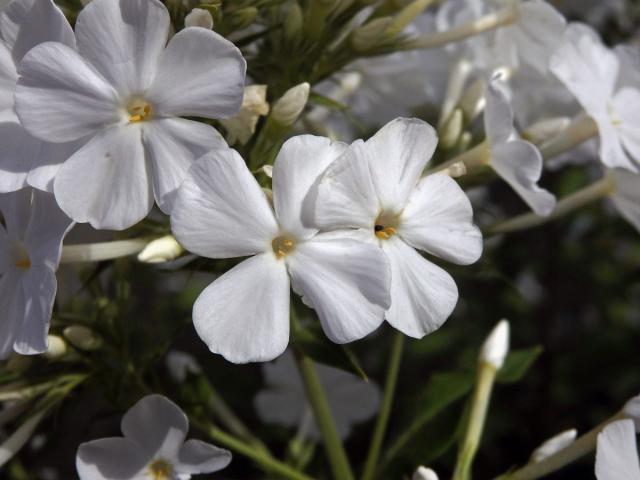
[624,394,640,431]
[412,466,439,480]
[137,235,184,264]
[531,428,577,463]
[272,82,310,126]
[480,319,510,369]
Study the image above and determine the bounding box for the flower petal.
[382,237,458,338]
[121,395,188,459]
[287,234,390,343]
[0,188,32,241]
[176,440,231,475]
[613,88,640,169]
[15,42,120,142]
[171,148,279,259]
[610,169,640,233]
[491,140,556,216]
[400,173,482,265]
[147,27,245,119]
[0,43,16,111]
[364,117,438,212]
[272,135,348,239]
[595,420,640,480]
[76,437,148,480]
[142,118,226,213]
[27,138,86,193]
[0,119,40,193]
[595,116,637,172]
[23,190,72,267]
[0,273,23,358]
[75,0,169,95]
[53,124,153,230]
[193,253,290,363]
[484,78,513,146]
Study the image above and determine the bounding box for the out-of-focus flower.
[63,325,101,351]
[531,429,577,463]
[254,351,380,440]
[219,85,269,145]
[171,136,391,363]
[0,189,73,358]
[550,23,640,173]
[595,419,640,480]
[479,319,509,369]
[15,0,246,230]
[184,8,213,29]
[42,335,67,359]
[413,466,439,480]
[166,350,202,383]
[316,118,482,338]
[609,169,640,234]
[76,395,231,479]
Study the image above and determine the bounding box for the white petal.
[23,190,72,267]
[287,234,390,343]
[15,42,120,142]
[13,265,56,355]
[382,237,458,338]
[0,43,16,111]
[400,174,482,265]
[0,0,75,62]
[610,169,640,233]
[315,140,379,230]
[75,0,169,95]
[0,120,40,193]
[142,118,226,213]
[595,420,640,480]
[121,394,188,459]
[0,223,9,273]
[272,135,348,239]
[613,88,640,169]
[147,27,245,119]
[595,116,637,172]
[176,440,231,474]
[171,148,279,259]
[53,124,153,230]
[484,78,513,146]
[364,117,438,212]
[0,188,32,241]
[0,273,23,358]
[193,254,290,363]
[491,140,556,216]
[76,438,148,480]
[27,138,86,193]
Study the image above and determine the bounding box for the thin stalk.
[361,332,405,480]
[539,114,598,161]
[60,238,150,263]
[486,176,615,236]
[427,141,490,176]
[439,59,473,128]
[295,351,356,480]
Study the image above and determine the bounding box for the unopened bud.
[440,109,463,150]
[412,466,439,480]
[352,17,393,51]
[522,117,572,145]
[443,161,467,178]
[530,429,577,463]
[63,325,101,351]
[272,83,310,126]
[43,335,67,359]
[137,235,184,264]
[623,394,640,431]
[386,0,435,37]
[185,8,214,29]
[220,85,269,145]
[479,319,510,369]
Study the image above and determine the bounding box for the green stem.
[539,114,598,161]
[295,351,356,480]
[60,238,151,263]
[361,332,405,480]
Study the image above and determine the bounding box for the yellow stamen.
[148,459,173,480]
[272,235,296,259]
[14,258,31,269]
[127,99,153,123]
[374,226,397,240]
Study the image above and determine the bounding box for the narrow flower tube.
[60,239,150,263]
[530,429,578,463]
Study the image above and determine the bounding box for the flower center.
[12,243,31,270]
[272,235,296,259]
[148,458,173,480]
[374,212,400,240]
[127,98,153,123]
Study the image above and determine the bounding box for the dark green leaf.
[497,346,544,384]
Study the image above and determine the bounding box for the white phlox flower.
[595,419,640,480]
[254,350,380,440]
[609,169,640,234]
[0,0,84,193]
[166,350,202,384]
[14,0,246,230]
[315,117,483,338]
[219,84,269,146]
[483,76,556,215]
[550,23,640,173]
[76,394,231,480]
[170,135,392,363]
[0,188,73,358]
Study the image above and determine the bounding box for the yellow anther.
[148,459,173,480]
[272,235,296,259]
[14,258,31,269]
[126,99,153,123]
[374,226,397,240]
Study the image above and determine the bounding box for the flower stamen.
[272,235,296,259]
[148,458,173,480]
[127,99,153,123]
[374,225,397,240]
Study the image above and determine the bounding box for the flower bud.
[439,108,463,150]
[272,83,310,126]
[479,319,510,369]
[623,394,640,431]
[522,117,573,145]
[352,17,393,52]
[413,466,439,480]
[43,335,67,359]
[185,8,214,29]
[137,235,184,264]
[220,85,269,145]
[530,428,577,463]
[63,325,101,351]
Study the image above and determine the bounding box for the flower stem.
[539,113,598,161]
[427,141,491,177]
[486,176,615,236]
[295,351,356,480]
[361,332,405,480]
[60,238,151,263]
[452,362,498,480]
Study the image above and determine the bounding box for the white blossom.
[14,0,246,230]
[76,395,231,480]
[184,8,213,30]
[219,84,269,146]
[315,117,483,338]
[171,135,391,363]
[479,319,509,369]
[595,419,640,480]
[609,169,640,234]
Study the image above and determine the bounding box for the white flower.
[219,85,269,146]
[15,0,246,230]
[595,419,640,480]
[413,466,439,480]
[137,235,184,264]
[0,0,83,193]
[479,319,509,369]
[484,76,556,215]
[170,136,391,363]
[184,8,213,30]
[315,117,482,338]
[76,394,231,480]
[530,428,577,463]
[609,169,640,234]
[0,188,73,358]
[550,23,640,173]
[254,350,380,440]
[166,351,202,383]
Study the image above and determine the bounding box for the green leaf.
[497,346,544,384]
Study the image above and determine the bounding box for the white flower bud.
[351,17,393,51]
[623,394,640,431]
[137,235,184,264]
[530,428,577,463]
[479,319,510,369]
[272,82,310,126]
[220,85,269,145]
[166,350,202,383]
[522,117,572,145]
[63,325,101,351]
[43,335,67,359]
[412,466,439,480]
[185,8,214,30]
